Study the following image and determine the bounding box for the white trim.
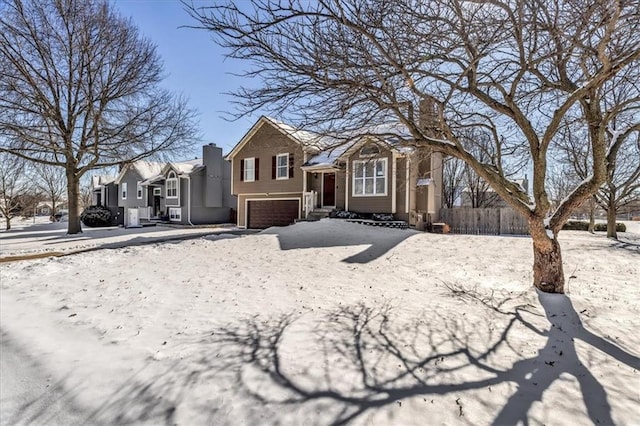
[345,161,349,211]
[166,171,179,199]
[136,181,143,199]
[243,157,256,182]
[352,158,388,197]
[238,191,301,196]
[244,197,301,228]
[405,159,410,214]
[168,207,182,221]
[302,152,308,192]
[391,157,397,214]
[121,182,127,200]
[276,153,289,180]
[230,159,234,195]
[153,187,162,196]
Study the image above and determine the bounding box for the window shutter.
[289,154,294,178]
[255,158,260,180]
[272,156,276,179]
[240,159,244,182]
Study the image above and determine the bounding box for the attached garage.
[247,199,300,229]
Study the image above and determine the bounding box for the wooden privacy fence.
[439,208,529,235]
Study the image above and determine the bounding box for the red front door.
[323,173,335,206]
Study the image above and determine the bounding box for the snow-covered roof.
[172,158,203,175]
[114,161,164,184]
[91,175,116,190]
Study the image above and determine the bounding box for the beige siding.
[347,146,393,213]
[334,170,346,210]
[232,123,305,195]
[237,193,302,227]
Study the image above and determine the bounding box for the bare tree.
[0,152,29,230]
[599,130,640,238]
[187,0,640,293]
[442,156,464,208]
[0,0,198,234]
[32,164,66,218]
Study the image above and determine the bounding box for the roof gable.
[225,116,322,160]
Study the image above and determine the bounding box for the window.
[121,182,127,200]
[168,207,181,221]
[359,143,380,157]
[353,159,387,196]
[153,187,162,196]
[136,181,143,199]
[166,171,178,198]
[243,158,255,182]
[276,153,289,179]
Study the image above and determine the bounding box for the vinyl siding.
[231,123,305,195]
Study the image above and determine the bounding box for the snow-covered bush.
[330,209,360,219]
[80,205,112,227]
[562,220,626,232]
[372,213,394,221]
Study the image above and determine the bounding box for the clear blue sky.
[114,0,260,157]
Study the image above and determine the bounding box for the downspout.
[186,175,194,226]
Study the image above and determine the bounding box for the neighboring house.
[226,116,443,229]
[460,176,529,208]
[114,144,234,227]
[90,175,120,224]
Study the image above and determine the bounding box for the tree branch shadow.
[29,288,637,424]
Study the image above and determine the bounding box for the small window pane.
[354,163,364,178]
[376,161,385,176]
[365,162,374,177]
[365,178,374,194]
[354,180,363,194]
[376,178,385,194]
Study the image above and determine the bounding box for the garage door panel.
[248,200,299,229]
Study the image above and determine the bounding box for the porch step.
[307,209,332,221]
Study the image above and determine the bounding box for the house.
[226,116,443,229]
[114,144,234,227]
[90,175,120,224]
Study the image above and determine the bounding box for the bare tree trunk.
[588,197,596,233]
[529,221,565,293]
[66,170,82,234]
[607,197,617,239]
[4,216,10,231]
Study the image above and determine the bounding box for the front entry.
[153,196,161,217]
[323,173,335,206]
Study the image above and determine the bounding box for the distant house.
[226,116,443,229]
[460,176,529,208]
[90,175,120,224]
[113,144,234,227]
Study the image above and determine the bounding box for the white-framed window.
[166,171,178,198]
[136,181,143,199]
[121,182,127,200]
[168,207,181,221]
[353,158,387,196]
[276,153,289,179]
[153,187,162,196]
[243,157,255,182]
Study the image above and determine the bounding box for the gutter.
[185,175,194,226]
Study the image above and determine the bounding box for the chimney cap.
[208,142,216,146]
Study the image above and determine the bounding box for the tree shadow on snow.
[180,289,639,424]
[261,221,419,263]
[36,289,639,425]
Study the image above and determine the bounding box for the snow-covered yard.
[1,219,639,425]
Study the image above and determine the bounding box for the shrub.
[330,209,360,219]
[562,220,626,232]
[594,222,626,232]
[80,205,113,227]
[372,213,394,221]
